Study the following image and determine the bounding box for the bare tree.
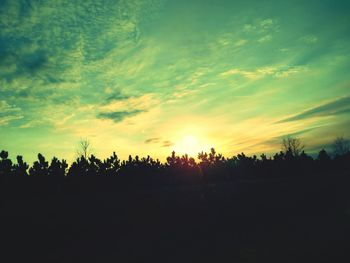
[332,137,349,156]
[282,137,305,156]
[77,138,92,159]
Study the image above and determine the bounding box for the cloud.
[274,66,308,78]
[145,137,161,144]
[0,100,20,112]
[243,24,256,32]
[300,35,318,44]
[144,137,174,148]
[277,96,350,123]
[97,109,145,122]
[99,93,158,112]
[258,34,272,43]
[162,140,174,147]
[0,115,23,125]
[221,66,307,80]
[21,50,48,73]
[105,91,132,102]
[0,46,49,81]
[221,69,260,79]
[260,19,274,29]
[282,127,318,138]
[0,100,23,125]
[243,18,276,33]
[144,137,173,148]
[19,119,45,129]
[234,39,247,47]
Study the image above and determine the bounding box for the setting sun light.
[174,135,203,156]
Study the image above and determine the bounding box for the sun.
[173,135,202,156]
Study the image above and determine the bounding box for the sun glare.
[174,135,203,156]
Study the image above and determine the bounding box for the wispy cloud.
[258,34,272,43]
[234,39,248,47]
[221,66,307,79]
[0,100,23,125]
[99,93,158,112]
[97,110,145,123]
[260,19,274,29]
[145,137,161,144]
[277,96,350,123]
[0,115,24,125]
[144,137,173,148]
[105,91,132,103]
[162,140,174,147]
[300,35,318,44]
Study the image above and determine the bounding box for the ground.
[1,173,350,262]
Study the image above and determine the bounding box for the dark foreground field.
[1,173,350,262]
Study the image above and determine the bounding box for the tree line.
[0,137,349,181]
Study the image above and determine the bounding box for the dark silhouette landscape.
[1,0,350,262]
[1,137,350,262]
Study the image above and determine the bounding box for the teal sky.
[1,0,350,163]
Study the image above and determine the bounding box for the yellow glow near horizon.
[174,135,203,156]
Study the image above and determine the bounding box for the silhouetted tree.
[1,133,350,182]
[0,150,13,176]
[68,156,89,176]
[198,148,227,179]
[48,157,68,177]
[29,153,49,176]
[77,138,92,159]
[317,149,331,171]
[282,137,305,157]
[13,156,29,176]
[297,151,313,169]
[317,149,331,163]
[99,152,120,176]
[87,154,101,176]
[332,137,349,157]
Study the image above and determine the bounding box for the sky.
[0,0,350,163]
